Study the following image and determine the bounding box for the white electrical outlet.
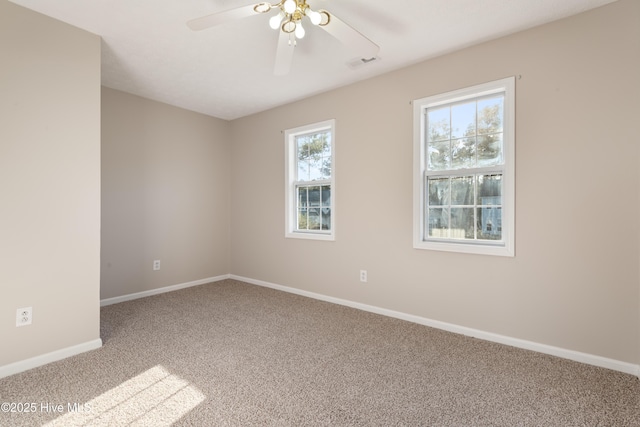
[153,260,161,271]
[360,270,367,283]
[16,307,32,327]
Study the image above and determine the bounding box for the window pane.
[451,137,476,169]
[307,186,321,207]
[297,132,332,181]
[477,133,502,167]
[477,174,502,205]
[450,207,474,239]
[428,207,449,238]
[427,107,450,142]
[477,96,503,135]
[297,136,309,157]
[451,176,474,205]
[308,208,321,230]
[297,187,308,207]
[321,156,331,179]
[322,134,332,156]
[297,186,309,229]
[297,135,311,181]
[297,185,326,231]
[428,177,449,206]
[451,102,475,139]
[427,174,503,241]
[321,185,331,206]
[477,207,502,240]
[321,207,331,230]
[297,208,308,230]
[309,158,324,181]
[428,139,450,171]
[297,159,309,181]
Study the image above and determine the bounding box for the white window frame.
[413,77,515,256]
[285,119,336,241]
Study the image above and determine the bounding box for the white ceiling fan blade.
[274,31,295,76]
[320,13,379,59]
[187,4,258,31]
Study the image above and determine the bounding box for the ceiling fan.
[187,0,380,75]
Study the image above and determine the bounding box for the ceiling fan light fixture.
[187,0,379,75]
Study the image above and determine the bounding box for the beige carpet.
[1,279,639,426]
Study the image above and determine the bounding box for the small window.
[413,78,515,256]
[285,119,335,240]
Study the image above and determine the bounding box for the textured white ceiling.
[10,0,617,120]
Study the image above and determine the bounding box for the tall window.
[413,78,514,256]
[285,119,335,240]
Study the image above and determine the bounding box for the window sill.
[413,239,513,257]
[286,231,335,241]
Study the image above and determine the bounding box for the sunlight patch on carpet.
[42,365,205,426]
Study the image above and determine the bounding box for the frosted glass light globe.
[308,10,321,25]
[283,0,297,14]
[269,13,283,30]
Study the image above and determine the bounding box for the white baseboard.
[230,274,640,378]
[100,274,231,306]
[0,339,103,379]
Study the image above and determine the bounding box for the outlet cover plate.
[16,307,32,327]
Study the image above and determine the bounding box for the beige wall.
[230,0,640,364]
[0,2,101,366]
[101,88,231,299]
